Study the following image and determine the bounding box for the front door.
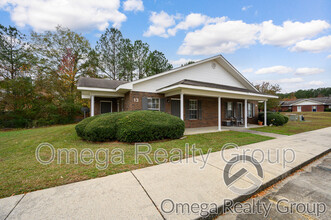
[297,106,301,112]
[171,100,180,117]
[100,101,112,114]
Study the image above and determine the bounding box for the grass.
[251,112,331,135]
[0,124,272,198]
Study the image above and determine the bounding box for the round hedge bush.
[258,112,289,126]
[75,111,185,142]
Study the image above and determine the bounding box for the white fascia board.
[158,84,278,99]
[116,82,133,91]
[77,87,117,92]
[122,55,222,86]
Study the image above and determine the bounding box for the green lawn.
[0,124,273,198]
[251,112,331,135]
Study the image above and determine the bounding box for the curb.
[198,147,331,220]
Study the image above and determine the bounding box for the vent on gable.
[211,62,216,69]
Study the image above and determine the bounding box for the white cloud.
[241,5,252,11]
[178,19,260,55]
[169,58,197,67]
[123,0,144,12]
[277,77,304,83]
[255,66,293,75]
[295,67,324,75]
[242,68,254,73]
[167,13,225,36]
[290,35,331,52]
[143,11,178,38]
[259,20,330,47]
[0,0,126,32]
[327,54,331,59]
[308,80,325,86]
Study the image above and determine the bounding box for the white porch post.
[90,95,95,117]
[244,99,248,128]
[264,100,267,126]
[218,97,222,131]
[180,92,184,121]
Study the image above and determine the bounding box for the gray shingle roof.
[280,97,331,106]
[77,77,128,89]
[157,79,261,94]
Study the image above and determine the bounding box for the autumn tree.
[255,82,281,111]
[31,26,92,98]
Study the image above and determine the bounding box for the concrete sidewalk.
[1,127,330,220]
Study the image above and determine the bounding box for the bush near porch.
[258,112,289,126]
[76,111,185,142]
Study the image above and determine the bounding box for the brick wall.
[292,105,325,112]
[123,91,165,111]
[95,92,259,128]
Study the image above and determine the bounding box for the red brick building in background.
[280,97,331,112]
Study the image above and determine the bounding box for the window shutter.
[160,98,165,112]
[198,100,202,119]
[185,99,189,120]
[253,103,255,117]
[142,97,148,110]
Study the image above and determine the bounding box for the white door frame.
[297,106,301,112]
[100,100,112,114]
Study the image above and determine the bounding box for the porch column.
[264,100,267,126]
[244,99,248,128]
[218,97,222,131]
[180,92,184,120]
[90,95,94,117]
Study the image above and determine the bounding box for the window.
[147,98,160,110]
[248,103,253,118]
[189,100,198,120]
[226,102,233,118]
[312,106,317,112]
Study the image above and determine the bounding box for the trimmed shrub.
[75,111,185,142]
[325,108,331,112]
[258,112,288,126]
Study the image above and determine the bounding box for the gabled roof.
[117,54,259,92]
[77,77,127,89]
[158,79,260,94]
[280,97,331,106]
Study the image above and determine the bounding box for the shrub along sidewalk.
[0,124,272,198]
[76,111,185,142]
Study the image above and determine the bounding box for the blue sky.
[1,0,331,92]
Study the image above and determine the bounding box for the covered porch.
[158,80,276,130]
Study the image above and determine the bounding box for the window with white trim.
[248,103,253,118]
[147,98,160,110]
[189,100,198,120]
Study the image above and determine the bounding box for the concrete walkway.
[1,127,330,220]
[184,125,286,138]
[226,126,287,138]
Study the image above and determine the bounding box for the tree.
[181,61,195,67]
[31,26,92,98]
[0,25,34,80]
[119,38,135,81]
[96,28,123,80]
[255,82,281,111]
[133,40,149,79]
[144,50,173,77]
